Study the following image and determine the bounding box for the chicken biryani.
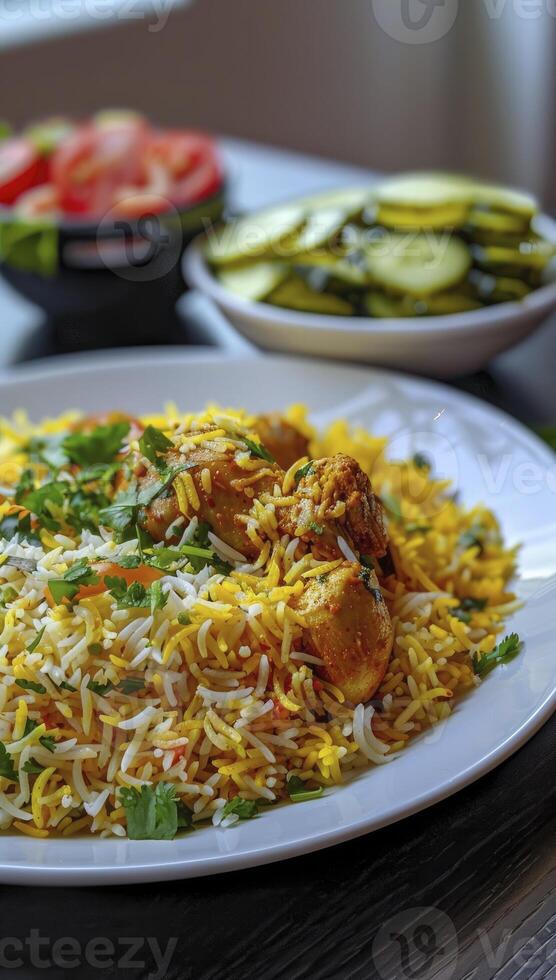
[0,405,522,839]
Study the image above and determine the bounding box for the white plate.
[0,349,554,886]
[184,213,556,377]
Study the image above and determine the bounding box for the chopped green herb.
[405,522,432,535]
[0,586,18,606]
[459,527,484,554]
[62,421,129,468]
[16,479,68,532]
[139,426,173,466]
[117,677,145,695]
[48,560,100,605]
[294,461,315,484]
[22,758,45,774]
[26,625,46,654]
[176,800,194,831]
[308,521,324,536]
[116,554,141,569]
[473,633,522,678]
[412,452,431,471]
[87,679,113,696]
[177,612,191,626]
[0,742,18,783]
[15,678,46,695]
[0,511,38,544]
[99,463,191,538]
[120,782,179,840]
[88,642,102,655]
[27,434,68,471]
[359,566,383,602]
[220,796,259,820]
[453,596,488,623]
[241,437,275,463]
[22,718,56,752]
[58,680,77,692]
[103,575,167,613]
[48,580,80,605]
[286,774,324,802]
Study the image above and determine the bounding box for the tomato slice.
[51,120,149,216]
[0,138,47,206]
[147,130,222,207]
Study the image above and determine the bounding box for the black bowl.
[0,186,226,348]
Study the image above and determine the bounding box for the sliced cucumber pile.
[204,172,554,318]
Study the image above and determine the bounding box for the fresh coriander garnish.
[294,461,314,483]
[120,783,180,840]
[15,678,46,695]
[286,775,324,802]
[220,796,259,820]
[48,560,100,605]
[27,625,46,653]
[139,426,173,467]
[22,758,45,774]
[61,421,130,468]
[0,742,18,783]
[453,596,487,624]
[308,521,324,536]
[241,437,275,463]
[103,576,168,613]
[473,633,522,677]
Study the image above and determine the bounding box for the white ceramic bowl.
[184,214,556,377]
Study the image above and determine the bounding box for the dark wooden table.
[0,142,554,980]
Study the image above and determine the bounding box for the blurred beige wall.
[2,0,554,207]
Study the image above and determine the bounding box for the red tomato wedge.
[147,130,222,206]
[0,138,47,206]
[51,120,148,216]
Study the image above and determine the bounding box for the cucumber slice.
[470,272,531,304]
[217,262,288,302]
[364,293,409,318]
[288,207,347,255]
[467,208,529,235]
[473,241,555,272]
[268,277,355,315]
[375,173,473,210]
[298,186,371,217]
[293,252,367,286]
[472,183,538,218]
[365,233,471,297]
[377,202,470,231]
[204,204,306,266]
[365,290,481,318]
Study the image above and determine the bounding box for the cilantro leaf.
[0,511,38,544]
[22,758,45,774]
[286,774,324,802]
[0,742,18,783]
[241,437,275,463]
[16,479,68,533]
[221,796,259,820]
[412,452,431,471]
[116,554,141,569]
[149,579,168,615]
[176,800,194,831]
[58,680,77,692]
[15,678,46,695]
[87,679,114,696]
[308,521,324,536]
[294,461,314,484]
[62,421,129,467]
[22,718,55,752]
[27,625,46,654]
[27,434,68,471]
[117,677,145,695]
[139,426,173,466]
[453,596,487,624]
[473,633,522,678]
[120,782,179,840]
[459,527,485,554]
[48,559,99,605]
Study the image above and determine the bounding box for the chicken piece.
[294,562,393,703]
[252,413,310,471]
[138,445,280,559]
[280,454,388,561]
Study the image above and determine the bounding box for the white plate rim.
[0,348,554,886]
